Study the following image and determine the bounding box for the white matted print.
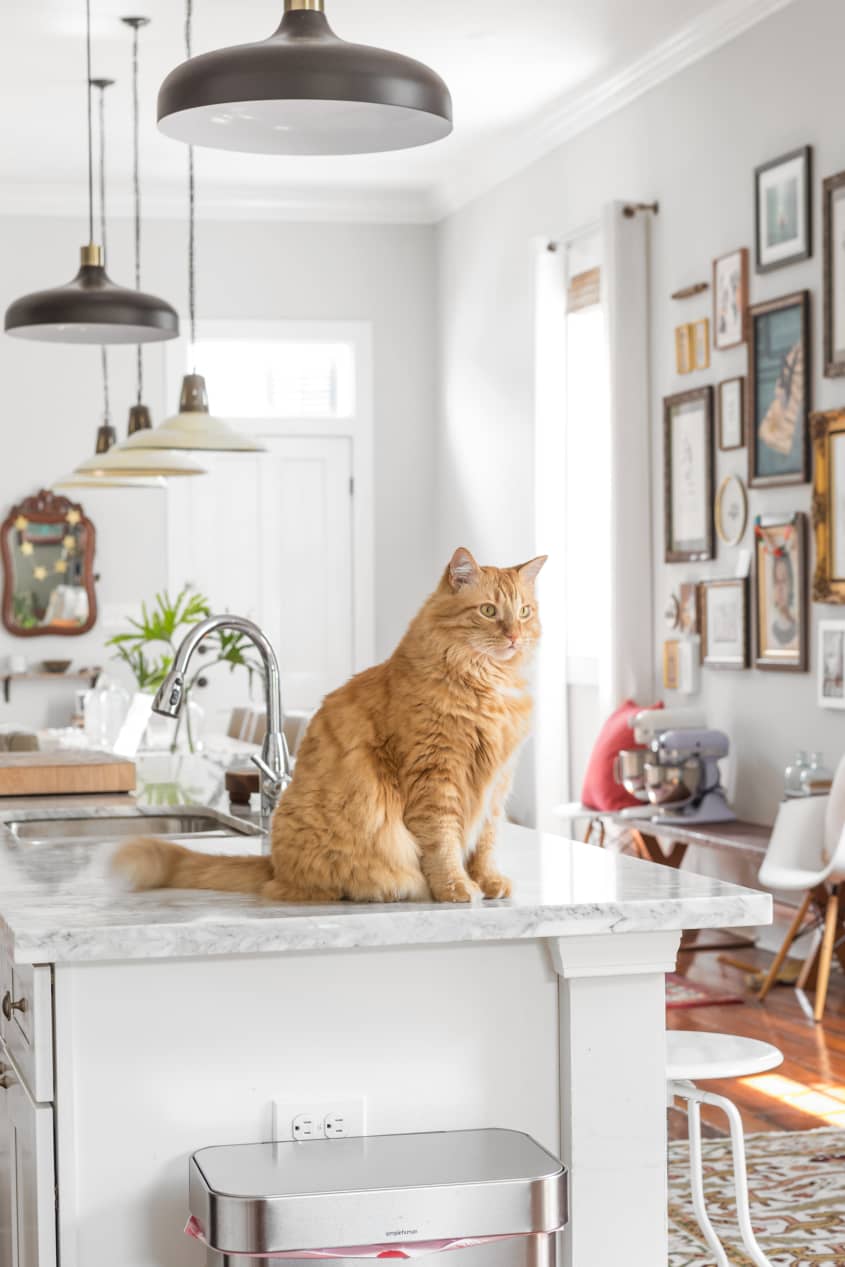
[664,388,713,562]
[713,249,748,349]
[718,377,745,450]
[755,147,812,273]
[701,578,749,669]
[818,620,845,708]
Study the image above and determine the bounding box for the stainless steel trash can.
[188,1128,567,1267]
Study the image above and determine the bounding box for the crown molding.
[0,181,437,225]
[430,0,796,220]
[0,0,794,229]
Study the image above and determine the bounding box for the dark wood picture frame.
[823,169,845,377]
[753,511,808,673]
[747,291,811,488]
[712,247,748,349]
[1,489,97,637]
[718,376,746,450]
[699,578,750,669]
[663,386,714,563]
[754,145,812,274]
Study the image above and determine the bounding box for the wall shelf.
[1,668,101,705]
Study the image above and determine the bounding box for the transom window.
[191,338,356,420]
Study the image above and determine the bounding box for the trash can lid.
[189,1128,567,1256]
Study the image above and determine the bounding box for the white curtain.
[598,200,655,715]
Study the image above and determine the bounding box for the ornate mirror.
[1,490,97,636]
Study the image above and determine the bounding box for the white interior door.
[167,437,354,725]
[259,437,354,711]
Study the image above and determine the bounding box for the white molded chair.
[668,1030,783,1267]
[756,755,845,1021]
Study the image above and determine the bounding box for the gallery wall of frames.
[662,144,845,712]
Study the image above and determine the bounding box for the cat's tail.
[112,838,273,894]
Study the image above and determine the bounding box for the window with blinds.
[192,339,356,419]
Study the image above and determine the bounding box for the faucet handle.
[251,752,283,789]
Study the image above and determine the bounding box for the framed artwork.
[714,474,748,547]
[713,248,748,349]
[748,291,810,487]
[823,170,845,377]
[700,578,750,669]
[718,376,745,450]
[754,146,812,273]
[679,581,700,634]
[662,639,680,690]
[675,323,693,374]
[753,512,808,672]
[663,387,714,563]
[810,408,845,603]
[818,620,845,708]
[692,318,710,370]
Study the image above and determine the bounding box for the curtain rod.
[623,201,659,218]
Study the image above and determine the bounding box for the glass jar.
[799,752,834,797]
[784,750,808,797]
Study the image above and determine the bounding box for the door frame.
[163,319,375,673]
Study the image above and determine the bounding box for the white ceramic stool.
[667,1030,783,1267]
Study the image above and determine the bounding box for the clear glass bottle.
[784,750,808,797]
[799,752,834,796]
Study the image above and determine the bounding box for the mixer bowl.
[643,756,702,807]
[613,748,649,800]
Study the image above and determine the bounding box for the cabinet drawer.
[2,965,53,1104]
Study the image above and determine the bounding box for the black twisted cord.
[96,80,110,425]
[85,0,94,242]
[186,0,197,365]
[132,20,143,402]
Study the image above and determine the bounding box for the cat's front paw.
[430,874,483,903]
[475,871,512,900]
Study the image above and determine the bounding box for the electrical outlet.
[272,1097,366,1142]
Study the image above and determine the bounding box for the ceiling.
[0,0,789,222]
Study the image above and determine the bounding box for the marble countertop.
[0,780,772,963]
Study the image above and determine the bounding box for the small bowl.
[41,659,72,674]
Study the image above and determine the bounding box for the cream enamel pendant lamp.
[4,0,179,345]
[157,0,453,156]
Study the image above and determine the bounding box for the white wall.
[0,214,437,728]
[436,0,845,829]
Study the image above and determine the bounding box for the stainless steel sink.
[6,808,262,846]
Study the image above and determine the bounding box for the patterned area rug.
[666,972,744,1009]
[669,1126,845,1265]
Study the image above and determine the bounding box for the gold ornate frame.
[812,409,845,603]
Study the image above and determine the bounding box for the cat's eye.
[520,605,532,619]
[480,603,497,618]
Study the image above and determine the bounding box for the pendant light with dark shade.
[4,0,179,345]
[157,0,452,156]
[118,0,264,456]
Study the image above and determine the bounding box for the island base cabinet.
[1,1058,55,1267]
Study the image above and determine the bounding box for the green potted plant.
[107,586,263,753]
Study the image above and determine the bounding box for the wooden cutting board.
[0,750,136,797]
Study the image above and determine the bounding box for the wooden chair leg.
[757,891,813,1002]
[814,887,840,1023]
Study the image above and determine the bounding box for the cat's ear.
[448,547,481,591]
[517,555,548,586]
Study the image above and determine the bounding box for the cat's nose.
[506,631,520,647]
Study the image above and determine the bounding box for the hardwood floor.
[667,943,845,1140]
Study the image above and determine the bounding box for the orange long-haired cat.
[114,548,546,903]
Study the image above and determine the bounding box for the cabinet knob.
[1,991,26,1021]
[0,1073,14,1090]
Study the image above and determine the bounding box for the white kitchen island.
[0,809,771,1267]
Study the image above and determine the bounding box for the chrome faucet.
[152,614,293,828]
